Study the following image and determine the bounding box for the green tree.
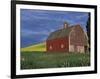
[86,13,90,51]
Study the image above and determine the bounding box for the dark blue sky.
[21,9,89,48]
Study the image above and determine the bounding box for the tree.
[86,13,90,52]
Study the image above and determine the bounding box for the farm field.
[21,52,90,69]
[21,42,46,52]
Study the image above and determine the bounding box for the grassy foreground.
[21,52,90,69]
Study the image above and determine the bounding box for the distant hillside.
[21,42,46,52]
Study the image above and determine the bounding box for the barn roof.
[47,26,74,40]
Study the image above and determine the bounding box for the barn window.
[49,45,52,50]
[61,44,64,48]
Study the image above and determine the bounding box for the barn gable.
[69,25,88,46]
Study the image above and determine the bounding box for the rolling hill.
[21,42,46,52]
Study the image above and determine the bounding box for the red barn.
[46,22,88,53]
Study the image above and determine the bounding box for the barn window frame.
[49,45,53,50]
[61,44,64,48]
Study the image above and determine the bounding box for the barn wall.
[69,45,84,53]
[77,46,84,53]
[46,37,69,52]
[69,45,74,52]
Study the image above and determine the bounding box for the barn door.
[74,45,77,53]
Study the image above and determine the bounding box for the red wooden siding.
[46,37,69,52]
